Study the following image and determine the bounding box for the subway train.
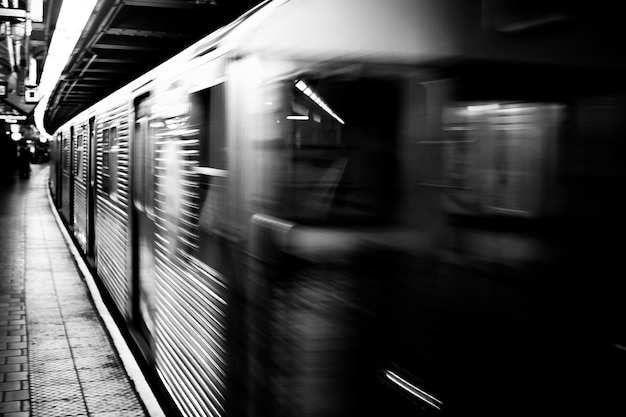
[47,1,626,416]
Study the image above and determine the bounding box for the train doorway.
[60,130,73,225]
[131,94,157,360]
[86,117,97,261]
[55,133,62,208]
[68,126,75,228]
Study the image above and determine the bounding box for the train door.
[246,73,407,416]
[55,133,62,208]
[131,94,156,358]
[60,131,73,223]
[86,117,97,261]
[69,126,75,227]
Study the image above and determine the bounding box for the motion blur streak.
[384,370,442,411]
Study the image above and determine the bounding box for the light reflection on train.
[46,1,626,416]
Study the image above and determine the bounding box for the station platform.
[0,163,159,417]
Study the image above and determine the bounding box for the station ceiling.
[1,0,264,133]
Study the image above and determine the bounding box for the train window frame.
[101,125,119,199]
[75,131,85,182]
[191,81,230,274]
[57,132,63,171]
[441,101,564,218]
[144,117,156,216]
[133,93,152,213]
[62,132,70,173]
[102,127,110,194]
[280,75,402,225]
[109,126,119,199]
[132,114,156,215]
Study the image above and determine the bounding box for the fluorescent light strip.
[0,115,27,121]
[34,0,99,136]
[384,369,442,411]
[286,115,309,121]
[294,79,345,125]
[467,103,500,112]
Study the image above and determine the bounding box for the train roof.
[47,0,626,134]
[224,0,461,64]
[82,0,626,92]
[224,0,626,68]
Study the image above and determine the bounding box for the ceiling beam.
[122,0,220,10]
[79,69,131,75]
[89,57,144,64]
[64,83,110,88]
[105,27,185,38]
[62,98,102,103]
[63,76,123,82]
[92,43,163,51]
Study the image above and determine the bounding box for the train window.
[283,77,400,225]
[199,84,227,171]
[133,92,161,215]
[102,126,119,198]
[109,127,119,198]
[133,118,153,212]
[62,133,70,173]
[56,133,63,173]
[441,102,564,217]
[76,133,84,181]
[144,120,155,213]
[192,83,229,274]
[102,128,110,194]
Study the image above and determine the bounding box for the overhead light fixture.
[0,114,26,121]
[466,103,501,112]
[30,0,44,23]
[34,0,99,136]
[294,80,345,125]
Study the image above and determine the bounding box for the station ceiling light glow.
[34,0,99,136]
[286,115,309,121]
[295,79,345,125]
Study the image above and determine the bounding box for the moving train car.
[48,1,626,416]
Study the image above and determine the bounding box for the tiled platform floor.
[1,164,148,417]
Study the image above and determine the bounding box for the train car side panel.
[150,57,232,417]
[72,122,89,252]
[95,102,132,318]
